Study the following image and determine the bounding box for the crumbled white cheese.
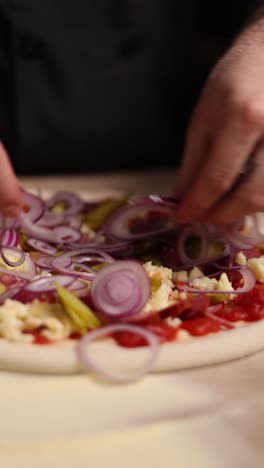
[176,329,192,342]
[0,300,32,343]
[247,256,264,283]
[216,273,234,293]
[165,317,182,328]
[143,262,180,312]
[0,299,75,344]
[189,266,204,280]
[236,251,247,266]
[81,224,96,238]
[190,276,218,291]
[173,270,188,282]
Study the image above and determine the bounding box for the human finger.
[0,142,22,216]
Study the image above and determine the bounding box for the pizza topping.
[105,201,177,240]
[247,256,264,282]
[1,228,19,248]
[50,248,115,280]
[0,250,36,280]
[177,267,255,296]
[0,299,75,343]
[143,262,176,313]
[90,260,151,318]
[2,189,264,381]
[235,251,247,266]
[26,238,58,256]
[56,285,100,332]
[181,316,222,336]
[76,323,159,383]
[0,246,25,267]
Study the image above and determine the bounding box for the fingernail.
[2,204,22,217]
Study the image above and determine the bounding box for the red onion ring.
[0,246,25,267]
[18,213,81,245]
[204,305,235,329]
[57,248,115,264]
[1,228,19,248]
[105,202,177,240]
[0,286,22,304]
[176,224,209,267]
[53,226,81,244]
[76,324,159,382]
[90,260,151,318]
[46,191,84,217]
[20,190,45,223]
[178,267,256,295]
[23,275,76,293]
[51,256,95,281]
[26,238,58,255]
[0,252,36,280]
[35,256,55,270]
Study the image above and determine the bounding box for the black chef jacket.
[0,1,260,174]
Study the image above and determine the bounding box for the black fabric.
[0,1,261,174]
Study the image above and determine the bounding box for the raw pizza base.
[0,320,264,374]
[1,188,264,374]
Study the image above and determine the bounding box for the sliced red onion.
[36,211,65,227]
[19,213,60,244]
[90,260,151,318]
[76,324,159,383]
[0,286,22,304]
[204,305,235,329]
[20,190,45,223]
[226,232,257,250]
[178,267,256,295]
[26,238,58,255]
[68,279,89,292]
[0,252,36,280]
[0,246,25,267]
[23,275,75,293]
[18,213,81,245]
[67,216,82,230]
[35,256,55,270]
[46,191,84,217]
[57,248,115,264]
[105,202,177,240]
[37,192,84,227]
[51,255,95,280]
[176,224,209,267]
[53,226,81,243]
[66,240,134,256]
[1,228,19,247]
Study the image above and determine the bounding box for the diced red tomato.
[23,330,51,345]
[0,274,27,289]
[217,304,248,322]
[236,283,264,307]
[160,297,194,319]
[14,289,56,304]
[180,317,222,336]
[114,322,177,348]
[161,294,210,321]
[242,246,261,260]
[216,284,264,323]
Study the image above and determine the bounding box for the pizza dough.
[1,189,264,375]
[0,318,264,374]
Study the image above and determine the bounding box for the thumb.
[0,142,22,216]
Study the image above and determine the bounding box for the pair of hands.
[3,14,264,224]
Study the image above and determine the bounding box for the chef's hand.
[174,12,264,224]
[0,142,21,216]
